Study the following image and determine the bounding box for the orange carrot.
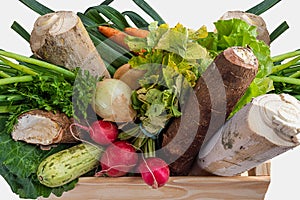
[125,27,149,54]
[98,26,129,49]
[124,27,149,38]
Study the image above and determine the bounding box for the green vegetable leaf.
[154,23,209,60]
[147,22,169,48]
[4,75,74,118]
[125,35,148,52]
[185,42,209,60]
[72,69,98,120]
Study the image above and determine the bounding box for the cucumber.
[37,143,103,187]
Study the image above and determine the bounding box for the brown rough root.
[159,46,259,175]
[11,110,79,148]
[30,11,110,78]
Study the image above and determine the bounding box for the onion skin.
[92,79,137,122]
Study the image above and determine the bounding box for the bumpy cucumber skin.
[37,143,102,188]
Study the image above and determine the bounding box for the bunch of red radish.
[78,119,170,189]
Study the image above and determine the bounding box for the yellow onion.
[92,78,136,122]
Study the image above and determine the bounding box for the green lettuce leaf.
[127,22,212,138]
[155,23,209,60]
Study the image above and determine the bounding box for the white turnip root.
[97,141,138,177]
[138,157,170,189]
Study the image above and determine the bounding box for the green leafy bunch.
[127,22,211,134]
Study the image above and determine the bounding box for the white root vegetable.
[194,93,300,176]
[30,11,110,78]
[220,11,270,45]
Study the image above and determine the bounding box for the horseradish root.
[30,11,110,78]
[197,93,300,176]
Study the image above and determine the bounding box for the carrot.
[98,26,148,54]
[98,26,129,49]
[124,27,149,54]
[124,27,149,38]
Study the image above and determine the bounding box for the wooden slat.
[248,162,271,176]
[39,176,270,200]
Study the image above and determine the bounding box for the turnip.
[138,157,170,189]
[97,141,139,177]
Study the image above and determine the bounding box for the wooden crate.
[39,162,270,200]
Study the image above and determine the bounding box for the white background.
[1,0,299,199]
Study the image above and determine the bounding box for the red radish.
[138,157,170,189]
[89,120,118,145]
[70,120,118,146]
[98,141,138,177]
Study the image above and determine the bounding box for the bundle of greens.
[269,50,300,99]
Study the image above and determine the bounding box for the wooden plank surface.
[248,162,271,176]
[39,176,270,200]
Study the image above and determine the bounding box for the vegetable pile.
[0,0,299,199]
